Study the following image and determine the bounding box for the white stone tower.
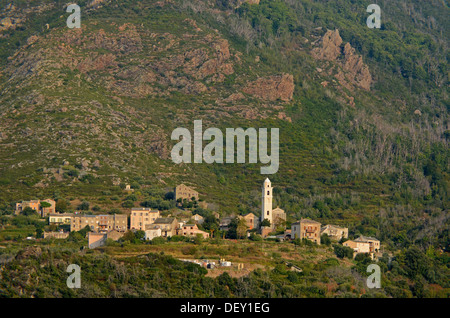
[261,178,273,227]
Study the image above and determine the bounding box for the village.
[13,178,382,267]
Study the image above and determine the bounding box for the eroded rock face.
[185,37,234,81]
[243,73,294,101]
[312,29,372,91]
[342,43,372,91]
[312,29,343,61]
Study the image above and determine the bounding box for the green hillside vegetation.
[0,235,448,297]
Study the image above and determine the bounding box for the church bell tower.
[261,178,273,227]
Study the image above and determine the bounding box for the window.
[267,191,270,195]
[267,211,269,215]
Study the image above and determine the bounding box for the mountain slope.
[0,0,448,250]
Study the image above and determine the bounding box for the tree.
[354,253,371,264]
[77,201,90,211]
[287,271,300,283]
[134,230,145,241]
[122,200,135,208]
[40,201,52,208]
[402,246,430,279]
[249,232,263,241]
[202,214,219,233]
[78,225,91,237]
[193,234,203,245]
[216,0,233,10]
[321,233,331,246]
[68,225,91,242]
[164,191,175,200]
[150,237,166,245]
[225,217,240,239]
[35,225,44,238]
[260,219,271,227]
[236,218,248,239]
[333,244,354,259]
[109,208,121,215]
[21,207,38,216]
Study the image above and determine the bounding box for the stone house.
[291,219,321,245]
[130,207,160,231]
[175,184,199,202]
[88,232,107,249]
[343,236,381,259]
[106,230,125,241]
[15,199,55,217]
[179,223,210,239]
[144,225,162,240]
[40,199,56,217]
[192,214,204,224]
[71,215,98,232]
[219,217,234,231]
[49,213,74,225]
[153,217,178,237]
[354,235,380,253]
[88,230,124,249]
[70,214,127,233]
[343,240,370,254]
[43,230,69,239]
[98,214,128,233]
[239,213,258,230]
[272,207,286,229]
[15,200,41,215]
[321,224,349,241]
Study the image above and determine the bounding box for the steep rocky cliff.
[312,29,372,91]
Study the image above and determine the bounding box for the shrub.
[181,246,197,255]
[333,244,354,259]
[150,237,166,245]
[77,201,90,211]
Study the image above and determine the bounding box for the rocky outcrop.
[15,246,42,260]
[312,29,372,91]
[277,111,292,122]
[243,73,294,101]
[312,29,343,61]
[341,43,372,91]
[185,37,234,82]
[148,134,170,160]
[88,0,107,8]
[84,24,143,54]
[236,0,261,7]
[77,53,118,73]
[0,2,54,32]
